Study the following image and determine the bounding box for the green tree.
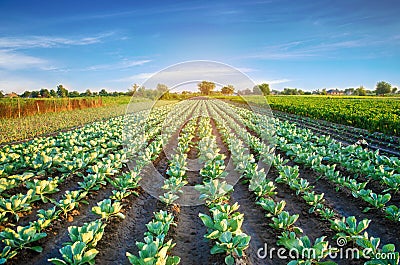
[258,83,270,96]
[84,89,92,97]
[344,88,355,95]
[252,86,260,95]
[128,83,140,96]
[21,91,31,98]
[156,83,168,93]
[239,88,252,95]
[57,84,68,97]
[375,81,391,95]
[282,88,302,95]
[321,88,327,95]
[69,91,80,97]
[135,86,146,97]
[31,91,40,98]
[0,90,4,98]
[221,85,234,95]
[50,89,57,97]
[392,87,398,94]
[355,86,366,96]
[157,83,170,99]
[99,89,108,96]
[198,81,216,95]
[40,88,50,98]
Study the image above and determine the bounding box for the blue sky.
[0,0,399,93]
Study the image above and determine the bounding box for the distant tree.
[344,88,355,95]
[127,83,140,96]
[392,87,398,94]
[0,90,4,98]
[40,88,50,98]
[321,88,327,95]
[252,86,261,95]
[99,89,108,96]
[376,81,391,95]
[136,86,146,97]
[57,84,68,97]
[50,89,57,97]
[84,89,92,97]
[69,91,80,97]
[21,91,31,98]
[198,81,216,95]
[354,86,366,96]
[238,88,252,95]
[31,91,40,98]
[258,83,270,96]
[282,88,302,95]
[221,85,234,95]
[157,83,170,99]
[156,83,168,93]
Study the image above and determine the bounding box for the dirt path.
[170,204,214,264]
[169,115,215,264]
[209,113,285,264]
[95,191,160,265]
[10,182,115,265]
[296,164,400,249]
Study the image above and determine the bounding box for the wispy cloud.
[0,73,52,93]
[65,4,209,22]
[111,72,156,82]
[0,32,115,71]
[245,34,400,60]
[84,59,151,71]
[0,50,48,70]
[236,67,257,73]
[254,78,291,85]
[0,32,114,50]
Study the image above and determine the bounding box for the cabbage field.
[0,99,399,265]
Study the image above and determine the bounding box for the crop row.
[195,115,250,265]
[0,101,199,263]
[230,104,400,222]
[209,100,399,264]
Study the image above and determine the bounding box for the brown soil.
[4,100,397,265]
[9,181,115,264]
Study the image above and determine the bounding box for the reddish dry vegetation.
[0,97,103,118]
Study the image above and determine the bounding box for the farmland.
[217,95,400,137]
[0,98,398,265]
[0,99,177,145]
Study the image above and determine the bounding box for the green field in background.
[214,95,400,136]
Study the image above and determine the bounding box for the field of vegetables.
[219,95,400,137]
[0,100,176,145]
[0,99,399,265]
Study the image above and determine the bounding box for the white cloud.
[111,72,156,83]
[0,74,50,93]
[0,32,114,49]
[85,59,151,71]
[0,50,48,70]
[0,32,116,71]
[243,35,399,60]
[256,78,291,85]
[236,67,257,73]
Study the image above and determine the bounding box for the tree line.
[0,85,128,98]
[197,81,399,96]
[0,80,397,99]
